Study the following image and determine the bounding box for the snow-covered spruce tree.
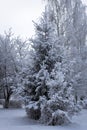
[25,8,76,125]
[25,9,56,119]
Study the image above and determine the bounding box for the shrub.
[9,100,23,108]
[26,101,41,120]
[40,104,52,124]
[49,110,71,125]
[40,98,71,125]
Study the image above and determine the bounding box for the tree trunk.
[4,96,10,108]
[3,86,12,108]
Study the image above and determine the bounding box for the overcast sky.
[0,0,86,39]
[0,0,45,38]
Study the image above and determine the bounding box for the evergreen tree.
[25,8,76,125]
[24,9,55,102]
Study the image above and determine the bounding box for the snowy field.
[0,108,87,130]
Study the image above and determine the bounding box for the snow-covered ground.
[0,108,87,130]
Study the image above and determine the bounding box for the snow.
[26,102,39,110]
[0,109,87,130]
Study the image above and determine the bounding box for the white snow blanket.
[0,109,87,130]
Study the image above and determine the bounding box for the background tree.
[45,0,87,100]
[0,30,29,108]
[0,30,16,108]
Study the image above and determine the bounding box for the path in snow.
[0,108,87,130]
